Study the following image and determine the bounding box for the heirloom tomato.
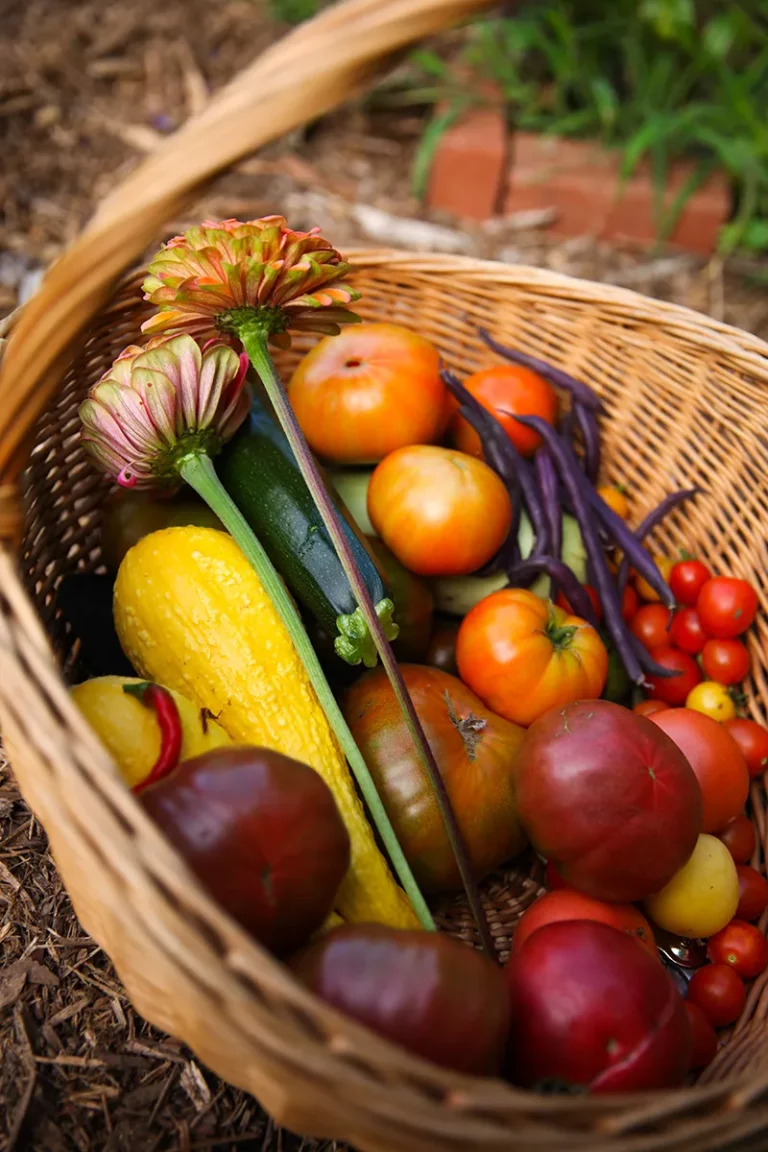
[449,363,557,459]
[512,889,658,960]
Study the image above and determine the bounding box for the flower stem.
[239,325,496,960]
[179,451,435,932]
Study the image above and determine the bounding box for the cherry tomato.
[544,860,570,890]
[686,681,737,723]
[556,585,602,623]
[736,866,768,921]
[686,964,746,1029]
[707,920,768,979]
[634,556,673,603]
[723,719,768,779]
[684,1001,718,1070]
[701,639,751,686]
[367,446,512,577]
[697,577,758,639]
[669,559,711,608]
[622,585,639,622]
[288,323,446,464]
[450,364,558,459]
[650,708,749,833]
[456,589,608,727]
[633,699,669,717]
[630,604,672,651]
[596,485,629,519]
[646,647,702,706]
[669,608,706,655]
[719,815,757,865]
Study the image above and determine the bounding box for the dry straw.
[1,2,768,1149]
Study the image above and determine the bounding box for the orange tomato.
[449,364,558,459]
[367,446,512,577]
[634,556,674,602]
[456,589,608,727]
[512,889,658,960]
[596,485,630,519]
[288,323,446,464]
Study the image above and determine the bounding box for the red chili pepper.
[122,682,183,793]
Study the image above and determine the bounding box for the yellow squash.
[113,526,418,930]
[71,675,231,789]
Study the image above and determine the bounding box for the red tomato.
[683,1001,718,1070]
[736,865,768,921]
[512,889,658,960]
[686,964,746,1028]
[630,604,672,650]
[719,815,757,864]
[669,608,707,655]
[505,921,691,1091]
[622,585,639,622]
[650,708,749,833]
[288,323,446,463]
[723,719,768,779]
[697,577,758,639]
[556,584,602,623]
[707,920,768,979]
[545,859,570,890]
[450,364,558,459]
[633,699,670,717]
[646,647,702,706]
[456,590,608,727]
[669,559,711,607]
[701,639,751,686]
[367,446,512,577]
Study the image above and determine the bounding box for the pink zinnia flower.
[79,333,249,491]
[141,216,361,348]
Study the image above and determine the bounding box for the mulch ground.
[2,2,768,1149]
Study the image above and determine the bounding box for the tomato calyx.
[443,690,487,761]
[544,606,581,651]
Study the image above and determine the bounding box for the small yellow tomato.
[597,485,630,520]
[686,680,737,723]
[634,555,673,602]
[644,834,739,938]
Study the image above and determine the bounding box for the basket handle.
[0,0,494,543]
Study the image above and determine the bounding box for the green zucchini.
[217,398,398,668]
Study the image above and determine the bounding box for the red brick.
[427,107,508,220]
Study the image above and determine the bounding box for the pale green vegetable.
[329,470,375,536]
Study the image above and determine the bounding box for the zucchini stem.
[178,451,435,932]
[239,324,496,960]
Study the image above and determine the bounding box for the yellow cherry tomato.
[597,485,630,520]
[634,555,673,602]
[686,680,737,723]
[644,834,739,938]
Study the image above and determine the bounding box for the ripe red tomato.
[707,920,768,979]
[622,585,639,622]
[697,577,758,639]
[683,1001,718,1070]
[686,964,746,1028]
[288,323,446,464]
[505,921,691,1091]
[701,639,751,685]
[650,709,749,833]
[719,815,757,864]
[736,866,768,921]
[512,889,658,960]
[670,559,711,607]
[450,364,558,459]
[556,584,602,623]
[723,719,768,779]
[293,924,510,1075]
[456,590,608,727]
[646,647,702,706]
[544,859,569,890]
[367,445,512,577]
[633,699,669,717]
[515,701,702,902]
[669,608,707,655]
[630,604,671,650]
[343,665,527,893]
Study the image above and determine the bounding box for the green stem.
[239,324,495,960]
[179,451,434,932]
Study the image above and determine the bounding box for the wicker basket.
[2,1,768,1148]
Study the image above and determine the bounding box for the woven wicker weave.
[1,2,768,1149]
